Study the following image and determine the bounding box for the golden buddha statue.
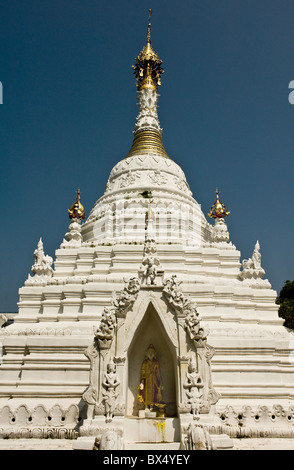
[137,344,162,409]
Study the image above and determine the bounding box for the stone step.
[124,442,181,450]
[124,417,180,444]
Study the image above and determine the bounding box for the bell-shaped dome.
[82,12,212,247]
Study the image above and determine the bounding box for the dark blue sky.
[1,0,294,311]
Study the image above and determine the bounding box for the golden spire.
[68,189,85,221]
[126,10,169,159]
[132,9,164,91]
[208,189,230,219]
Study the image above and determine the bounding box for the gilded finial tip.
[147,9,152,42]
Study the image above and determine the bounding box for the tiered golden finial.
[132,9,164,91]
[68,189,85,221]
[208,189,230,219]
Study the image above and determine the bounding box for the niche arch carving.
[126,300,178,417]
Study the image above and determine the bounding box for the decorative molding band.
[213,404,294,437]
[0,427,78,439]
[206,424,294,439]
[0,327,94,337]
[0,403,82,439]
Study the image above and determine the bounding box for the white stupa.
[1,11,294,450]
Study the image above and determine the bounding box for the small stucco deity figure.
[140,255,160,285]
[26,238,54,286]
[102,359,120,423]
[137,344,163,410]
[184,359,204,419]
[240,240,265,281]
[251,241,261,269]
[32,238,53,276]
[139,237,162,286]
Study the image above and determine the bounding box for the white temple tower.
[1,11,294,450]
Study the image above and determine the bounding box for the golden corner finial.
[208,188,230,219]
[68,188,85,221]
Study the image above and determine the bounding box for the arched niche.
[126,301,178,417]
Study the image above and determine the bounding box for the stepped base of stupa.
[1,247,294,449]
